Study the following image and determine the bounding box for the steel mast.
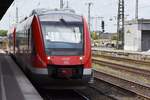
[117,0,124,49]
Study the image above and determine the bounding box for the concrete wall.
[124,23,141,51]
[124,19,150,52]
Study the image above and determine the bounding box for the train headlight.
[80,56,83,60]
[47,56,51,60]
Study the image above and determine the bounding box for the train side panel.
[31,15,47,68]
[10,10,92,88]
[83,17,92,78]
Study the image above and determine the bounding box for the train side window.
[28,29,30,51]
[25,30,28,51]
[30,28,36,56]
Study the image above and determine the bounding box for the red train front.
[9,9,92,88]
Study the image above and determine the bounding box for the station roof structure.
[125,19,150,25]
[0,0,13,19]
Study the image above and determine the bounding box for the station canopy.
[0,0,13,19]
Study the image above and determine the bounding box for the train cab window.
[44,25,82,43]
[41,21,83,56]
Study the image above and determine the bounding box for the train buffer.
[0,51,42,100]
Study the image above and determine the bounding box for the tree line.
[0,30,7,36]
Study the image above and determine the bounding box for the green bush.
[111,35,117,40]
[91,32,99,40]
[0,30,7,36]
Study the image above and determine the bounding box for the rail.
[92,52,150,99]
[92,48,150,62]
[93,70,150,99]
[39,89,90,100]
[93,57,150,77]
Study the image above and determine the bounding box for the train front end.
[32,10,92,88]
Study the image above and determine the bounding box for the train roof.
[30,8,78,16]
[30,8,83,23]
[17,9,83,31]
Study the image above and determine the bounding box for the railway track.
[38,87,117,100]
[92,48,150,62]
[93,70,150,99]
[92,54,150,99]
[78,86,116,100]
[93,53,150,66]
[92,57,150,77]
[39,89,90,100]
[89,78,145,100]
[37,85,117,100]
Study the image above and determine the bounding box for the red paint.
[44,17,92,69]
[13,28,16,54]
[10,11,91,78]
[32,16,47,68]
[48,56,82,66]
[83,17,92,68]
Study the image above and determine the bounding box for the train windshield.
[41,22,83,56]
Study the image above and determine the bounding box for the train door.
[141,30,150,51]
[26,28,32,68]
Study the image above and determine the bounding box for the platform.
[0,52,42,100]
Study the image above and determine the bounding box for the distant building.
[100,32,116,39]
[91,30,117,40]
[92,32,117,47]
[124,19,150,51]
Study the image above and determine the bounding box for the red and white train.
[8,9,92,88]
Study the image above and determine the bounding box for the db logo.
[62,58,70,64]
[64,61,69,64]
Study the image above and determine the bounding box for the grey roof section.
[125,19,150,25]
[30,8,76,15]
[30,8,82,22]
[125,19,150,31]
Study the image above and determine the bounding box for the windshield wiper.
[60,18,68,25]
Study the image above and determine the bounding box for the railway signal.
[101,20,105,33]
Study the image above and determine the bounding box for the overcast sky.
[0,0,150,32]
